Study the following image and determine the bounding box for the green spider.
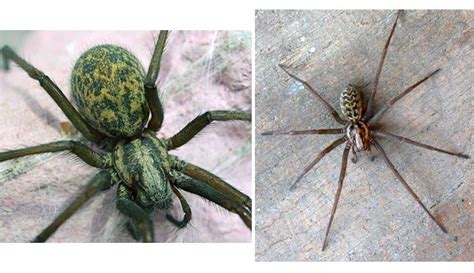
[0,31,252,242]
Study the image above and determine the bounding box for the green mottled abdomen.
[71,45,149,138]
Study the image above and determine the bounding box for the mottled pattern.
[112,132,172,210]
[71,45,149,138]
[340,85,363,122]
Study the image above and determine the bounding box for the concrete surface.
[255,10,472,261]
[0,31,252,242]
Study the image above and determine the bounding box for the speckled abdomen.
[71,45,149,138]
[340,85,363,123]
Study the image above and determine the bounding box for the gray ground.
[256,10,472,261]
[0,31,252,242]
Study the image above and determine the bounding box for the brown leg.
[371,140,448,233]
[368,69,440,125]
[373,130,469,159]
[1,46,105,143]
[364,10,402,120]
[170,170,251,229]
[170,157,251,228]
[261,128,344,136]
[145,30,168,132]
[166,185,192,228]
[32,171,114,242]
[321,143,350,251]
[279,64,346,125]
[290,137,346,191]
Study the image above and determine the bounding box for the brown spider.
[262,10,470,251]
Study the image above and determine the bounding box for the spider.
[261,10,469,251]
[0,31,252,242]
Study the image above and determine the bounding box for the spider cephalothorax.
[111,131,173,210]
[262,10,469,251]
[0,31,252,242]
[345,121,371,152]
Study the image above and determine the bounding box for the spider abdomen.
[71,45,149,138]
[340,85,363,122]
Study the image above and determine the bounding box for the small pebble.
[309,47,316,53]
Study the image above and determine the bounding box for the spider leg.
[322,143,350,251]
[368,69,440,125]
[116,183,155,242]
[291,137,346,191]
[364,10,402,120]
[278,64,346,125]
[145,30,168,132]
[351,145,358,163]
[0,46,105,143]
[368,152,376,162]
[32,170,115,242]
[261,128,344,136]
[171,171,251,229]
[0,140,110,168]
[166,184,192,228]
[166,111,251,150]
[373,130,470,159]
[170,159,251,229]
[371,140,448,233]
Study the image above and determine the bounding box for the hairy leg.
[368,69,440,125]
[116,184,155,242]
[171,170,251,229]
[373,130,469,159]
[261,128,344,136]
[145,30,168,132]
[364,10,402,120]
[32,170,114,242]
[0,140,110,168]
[166,110,251,149]
[321,143,350,251]
[371,140,448,233]
[166,184,192,228]
[279,64,346,125]
[291,137,346,191]
[1,46,104,143]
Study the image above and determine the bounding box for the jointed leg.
[0,141,110,168]
[364,10,402,120]
[166,111,251,150]
[1,46,104,143]
[171,170,251,229]
[145,30,168,132]
[166,185,192,228]
[351,145,359,163]
[291,137,346,191]
[32,170,114,242]
[261,128,344,136]
[116,184,155,242]
[174,159,252,212]
[368,68,440,125]
[279,64,346,125]
[371,140,448,233]
[321,143,350,251]
[373,130,469,159]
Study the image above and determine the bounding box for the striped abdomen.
[340,85,363,122]
[112,132,172,210]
